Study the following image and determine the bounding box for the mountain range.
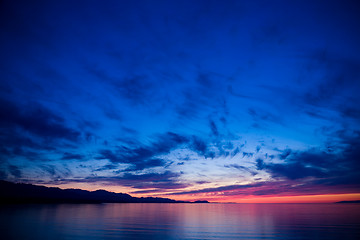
[0,180,208,204]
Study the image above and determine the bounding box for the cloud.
[231,147,241,157]
[170,182,264,195]
[97,132,188,170]
[129,189,166,194]
[256,158,327,180]
[251,24,286,47]
[224,164,257,175]
[8,165,22,178]
[115,75,154,106]
[169,178,360,198]
[302,51,360,113]
[0,97,79,141]
[0,97,83,170]
[209,119,219,136]
[242,152,254,158]
[176,73,227,120]
[189,136,215,158]
[249,182,359,197]
[97,131,221,171]
[46,171,189,191]
[257,131,360,185]
[339,106,360,120]
[39,165,56,176]
[94,164,119,172]
[227,85,253,99]
[248,108,282,126]
[61,152,84,160]
[279,148,292,160]
[0,133,47,160]
[176,90,205,120]
[125,158,166,171]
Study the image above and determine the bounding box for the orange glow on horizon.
[193,193,360,203]
[43,182,360,204]
[159,193,360,203]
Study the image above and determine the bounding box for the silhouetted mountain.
[336,200,360,204]
[0,180,195,204]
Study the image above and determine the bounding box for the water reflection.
[1,203,360,239]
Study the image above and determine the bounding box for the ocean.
[1,203,360,239]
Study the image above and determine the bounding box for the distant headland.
[335,200,360,204]
[0,180,209,204]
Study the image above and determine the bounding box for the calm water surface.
[1,203,360,240]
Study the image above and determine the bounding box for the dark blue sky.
[1,0,360,201]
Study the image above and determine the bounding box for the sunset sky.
[1,0,360,203]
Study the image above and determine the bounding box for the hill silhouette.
[0,180,208,204]
[335,200,360,204]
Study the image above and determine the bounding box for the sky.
[1,0,360,203]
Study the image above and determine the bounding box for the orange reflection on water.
[2,203,360,239]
